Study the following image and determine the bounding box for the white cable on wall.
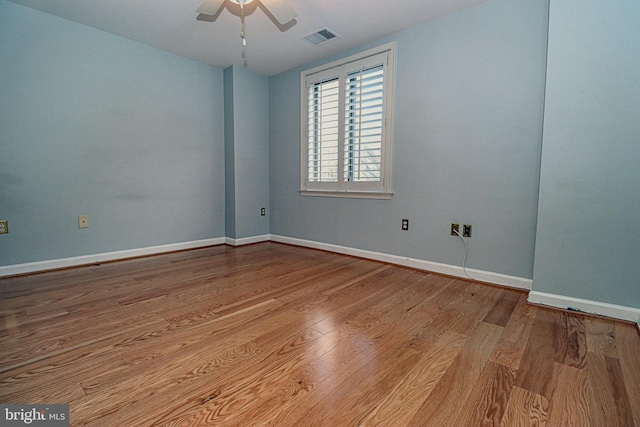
[453,228,476,281]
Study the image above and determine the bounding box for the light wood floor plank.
[454,361,516,426]
[546,362,589,426]
[586,352,622,426]
[247,283,454,426]
[407,321,504,426]
[234,276,447,426]
[489,292,536,371]
[614,323,640,426]
[585,317,617,358]
[605,355,635,426]
[554,312,587,369]
[359,329,468,426]
[500,386,549,427]
[483,289,521,327]
[514,309,558,399]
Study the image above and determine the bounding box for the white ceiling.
[8,0,491,76]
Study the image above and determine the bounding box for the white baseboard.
[270,234,532,290]
[0,232,531,289]
[3,234,637,328]
[528,291,640,327]
[224,235,271,247]
[0,238,226,277]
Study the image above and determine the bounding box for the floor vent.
[303,28,339,46]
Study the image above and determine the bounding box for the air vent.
[303,28,339,46]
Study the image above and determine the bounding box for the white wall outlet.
[0,220,7,234]
[78,215,89,229]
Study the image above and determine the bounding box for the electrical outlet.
[451,223,459,236]
[401,219,409,231]
[0,220,7,234]
[78,215,89,229]
[261,207,266,216]
[463,224,472,237]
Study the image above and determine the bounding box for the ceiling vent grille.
[303,28,339,46]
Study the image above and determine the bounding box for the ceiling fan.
[197,0,296,49]
[197,0,297,26]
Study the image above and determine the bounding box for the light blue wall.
[2,0,636,312]
[0,1,226,265]
[270,0,549,279]
[533,0,640,308]
[225,66,270,239]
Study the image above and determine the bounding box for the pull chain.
[240,1,246,47]
[240,0,248,66]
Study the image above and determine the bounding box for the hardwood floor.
[1,242,638,426]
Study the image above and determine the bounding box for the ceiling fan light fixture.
[196,0,297,41]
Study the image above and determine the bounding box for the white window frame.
[300,43,396,199]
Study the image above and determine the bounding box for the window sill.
[299,190,393,200]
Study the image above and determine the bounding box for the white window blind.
[301,44,395,199]
[344,65,384,183]
[308,77,339,183]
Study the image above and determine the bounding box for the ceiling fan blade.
[260,0,296,25]
[196,0,225,16]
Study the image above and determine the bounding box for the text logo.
[0,405,69,426]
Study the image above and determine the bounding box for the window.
[300,43,395,199]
